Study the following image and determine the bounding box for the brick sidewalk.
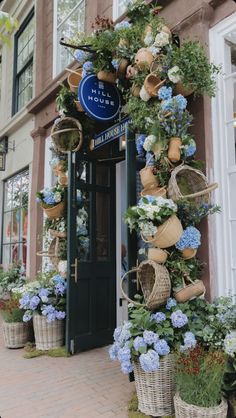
[0,330,134,418]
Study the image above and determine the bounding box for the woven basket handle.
[152,78,166,90]
[120,268,145,307]
[140,232,157,244]
[183,182,218,199]
[181,277,206,297]
[51,128,82,138]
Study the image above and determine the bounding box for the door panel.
[66,154,116,353]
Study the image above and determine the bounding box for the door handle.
[71,258,78,283]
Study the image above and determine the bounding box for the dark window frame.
[12,8,34,115]
[1,167,29,267]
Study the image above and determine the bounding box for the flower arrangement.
[175,346,226,408]
[18,272,66,323]
[44,217,66,235]
[0,264,26,299]
[125,195,177,236]
[177,199,221,228]
[158,94,193,138]
[175,226,201,250]
[165,252,203,291]
[36,185,65,208]
[109,301,198,374]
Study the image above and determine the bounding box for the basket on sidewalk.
[120,260,171,310]
[33,315,64,350]
[134,355,175,417]
[2,322,28,348]
[174,394,228,418]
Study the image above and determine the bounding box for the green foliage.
[165,41,221,97]
[23,343,70,358]
[165,251,203,291]
[223,356,236,398]
[0,264,26,297]
[177,199,221,227]
[125,95,161,132]
[88,30,118,72]
[0,12,18,46]
[175,347,226,407]
[56,84,77,116]
[0,295,24,323]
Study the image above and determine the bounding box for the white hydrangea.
[147,45,160,57]
[168,66,181,84]
[58,260,67,277]
[154,31,170,47]
[143,135,157,152]
[144,32,154,46]
[54,191,62,203]
[140,85,151,102]
[139,221,158,237]
[224,332,236,357]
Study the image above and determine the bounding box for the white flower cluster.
[139,221,158,237]
[140,86,151,102]
[143,135,157,152]
[154,31,170,48]
[168,66,182,84]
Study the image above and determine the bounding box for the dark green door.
[66,153,116,353]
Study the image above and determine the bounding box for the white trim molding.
[210,11,236,297]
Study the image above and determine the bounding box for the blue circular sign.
[78,74,121,122]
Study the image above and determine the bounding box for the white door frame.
[210,12,236,296]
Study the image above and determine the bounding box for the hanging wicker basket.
[42,200,65,220]
[168,165,218,204]
[51,117,83,154]
[49,229,67,239]
[58,172,68,187]
[37,237,62,268]
[33,315,64,350]
[181,248,197,260]
[67,68,83,92]
[144,74,165,97]
[147,248,168,264]
[168,137,182,162]
[134,355,175,417]
[174,278,205,303]
[142,215,183,249]
[140,166,158,189]
[2,322,29,348]
[120,260,171,310]
[174,394,228,418]
[141,185,167,198]
[175,82,194,97]
[97,70,117,84]
[135,48,154,70]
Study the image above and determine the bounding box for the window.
[1,170,29,268]
[113,0,130,20]
[54,0,85,75]
[13,10,34,114]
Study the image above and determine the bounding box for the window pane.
[117,0,130,16]
[17,61,33,110]
[17,17,34,72]
[2,170,29,268]
[57,0,79,26]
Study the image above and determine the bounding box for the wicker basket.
[168,165,218,204]
[174,278,205,303]
[67,68,83,92]
[142,215,183,249]
[51,117,83,153]
[120,260,171,310]
[174,394,228,418]
[141,185,167,198]
[134,355,175,417]
[168,137,182,163]
[33,315,65,350]
[37,237,62,268]
[181,248,197,260]
[147,248,168,263]
[2,322,28,348]
[144,73,165,97]
[139,166,158,189]
[49,229,67,239]
[175,82,194,97]
[42,200,65,220]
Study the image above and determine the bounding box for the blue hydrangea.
[55,310,66,320]
[139,349,160,372]
[118,346,131,363]
[166,298,177,310]
[143,330,159,345]
[161,98,172,112]
[151,312,166,324]
[114,21,131,31]
[121,360,133,374]
[109,342,120,360]
[82,61,94,74]
[146,152,155,167]
[38,288,49,298]
[113,326,122,342]
[138,195,156,205]
[42,304,57,322]
[136,134,146,156]
[29,296,40,310]
[161,94,187,113]
[74,49,87,64]
[133,336,147,352]
[19,293,30,309]
[154,339,170,356]
[117,321,132,344]
[175,226,201,250]
[23,311,32,322]
[43,192,56,205]
[53,274,64,284]
[183,332,197,349]
[171,310,188,328]
[54,281,66,296]
[158,86,172,100]
[184,144,196,157]
[174,94,187,111]
[112,59,119,70]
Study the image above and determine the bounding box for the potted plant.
[109,300,198,417]
[165,41,221,97]
[223,332,236,417]
[36,185,66,220]
[19,272,66,350]
[0,294,28,348]
[0,264,26,301]
[125,195,183,248]
[174,346,227,418]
